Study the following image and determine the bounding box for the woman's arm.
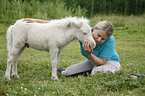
[23,18,49,23]
[87,53,108,65]
[83,41,108,65]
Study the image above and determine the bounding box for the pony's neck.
[63,29,77,45]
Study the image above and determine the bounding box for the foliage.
[0,15,145,96]
[20,0,145,16]
[62,0,145,16]
[0,0,87,24]
[1,0,145,24]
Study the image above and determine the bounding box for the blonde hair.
[94,21,114,37]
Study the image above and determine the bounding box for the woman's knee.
[91,60,121,75]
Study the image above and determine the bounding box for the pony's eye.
[83,32,87,35]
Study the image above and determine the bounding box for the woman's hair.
[94,21,114,37]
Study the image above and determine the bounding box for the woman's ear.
[93,27,96,32]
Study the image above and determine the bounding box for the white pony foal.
[4,17,96,80]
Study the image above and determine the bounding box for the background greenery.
[63,0,145,16]
[0,0,145,24]
[0,0,145,96]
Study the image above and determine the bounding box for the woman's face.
[92,29,108,44]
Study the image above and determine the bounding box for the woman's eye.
[102,38,105,40]
[98,35,101,37]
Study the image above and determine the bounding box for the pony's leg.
[12,46,26,78]
[57,50,61,64]
[50,47,59,80]
[4,51,14,80]
[4,44,25,80]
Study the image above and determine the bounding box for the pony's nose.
[93,42,96,48]
[90,42,96,48]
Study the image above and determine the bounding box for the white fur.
[4,17,96,80]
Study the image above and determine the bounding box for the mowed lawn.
[0,15,145,96]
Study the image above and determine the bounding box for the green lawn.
[0,15,145,96]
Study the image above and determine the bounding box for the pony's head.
[53,17,96,48]
[74,17,96,48]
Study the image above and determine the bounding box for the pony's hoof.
[12,74,20,78]
[4,75,11,80]
[51,76,59,80]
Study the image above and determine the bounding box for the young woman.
[24,18,121,76]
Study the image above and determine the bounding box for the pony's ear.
[79,17,90,24]
[74,18,90,28]
[67,21,82,28]
[67,22,73,28]
[74,21,82,28]
[85,19,90,24]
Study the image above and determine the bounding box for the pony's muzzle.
[90,42,96,49]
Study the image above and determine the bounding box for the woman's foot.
[57,68,66,73]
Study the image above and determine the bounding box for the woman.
[24,18,121,76]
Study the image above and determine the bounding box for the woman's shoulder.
[102,35,115,46]
[106,35,115,42]
[109,35,114,39]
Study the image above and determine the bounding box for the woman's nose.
[97,37,101,41]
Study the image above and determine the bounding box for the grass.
[0,15,145,96]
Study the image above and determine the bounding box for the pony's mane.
[49,17,90,28]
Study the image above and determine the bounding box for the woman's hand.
[23,18,36,23]
[82,41,93,55]
[23,18,49,23]
[83,41,108,65]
